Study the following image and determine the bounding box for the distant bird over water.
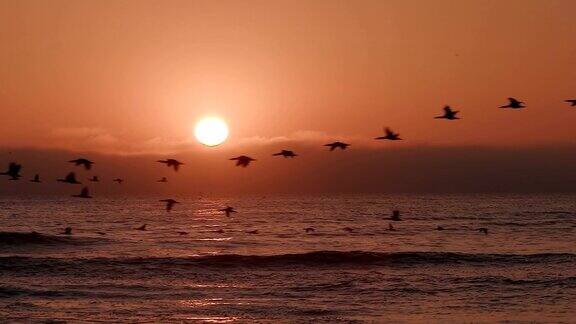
[113,178,123,184]
[375,127,402,141]
[89,176,99,182]
[57,172,81,184]
[246,229,259,234]
[324,142,350,151]
[220,206,237,217]
[157,177,168,183]
[30,174,41,183]
[343,227,354,233]
[435,106,460,120]
[72,187,92,198]
[230,156,256,167]
[135,224,147,231]
[478,228,489,235]
[1,162,22,180]
[388,223,397,231]
[304,227,315,233]
[273,150,298,158]
[157,159,184,171]
[436,226,445,231]
[69,158,94,170]
[62,227,72,235]
[160,199,179,212]
[499,97,525,109]
[565,99,576,107]
[390,210,402,221]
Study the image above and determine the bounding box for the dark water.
[1,194,575,322]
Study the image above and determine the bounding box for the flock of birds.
[2,98,575,236]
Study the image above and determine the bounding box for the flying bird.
[499,97,525,109]
[343,227,355,233]
[157,177,168,183]
[230,155,256,167]
[177,231,188,235]
[30,174,41,183]
[375,127,402,141]
[157,159,184,171]
[220,206,237,217]
[273,150,298,158]
[135,224,147,231]
[113,178,123,184]
[304,227,315,233]
[436,226,445,231]
[435,106,460,120]
[62,227,72,235]
[1,162,22,180]
[159,199,179,212]
[324,142,350,151]
[69,158,94,170]
[72,187,92,198]
[477,228,489,235]
[246,229,259,234]
[565,99,576,106]
[57,172,81,184]
[89,176,99,182]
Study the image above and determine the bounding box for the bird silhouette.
[160,199,179,212]
[89,176,99,182]
[273,150,298,158]
[343,227,354,233]
[477,227,489,235]
[72,187,92,198]
[177,231,188,235]
[230,156,256,167]
[157,159,184,171]
[69,158,94,170]
[57,172,81,184]
[135,224,147,231]
[113,178,123,184]
[220,206,237,217]
[324,142,350,151]
[214,229,225,234]
[157,177,168,183]
[499,97,525,109]
[1,162,22,180]
[246,229,259,234]
[436,225,445,231]
[304,227,315,233]
[390,210,402,221]
[30,174,41,183]
[62,227,72,235]
[565,99,576,106]
[375,127,402,140]
[435,106,460,120]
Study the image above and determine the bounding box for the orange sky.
[1,0,576,154]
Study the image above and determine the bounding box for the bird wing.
[444,106,452,114]
[385,127,393,136]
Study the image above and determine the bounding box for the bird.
[273,150,298,158]
[89,176,99,182]
[135,224,147,231]
[436,226,445,231]
[324,142,350,151]
[157,177,168,183]
[220,206,237,217]
[477,228,489,235]
[565,99,576,106]
[435,105,460,120]
[390,210,402,221]
[57,172,81,184]
[1,162,22,180]
[157,159,184,171]
[30,174,41,183]
[343,227,354,233]
[214,229,225,234]
[375,127,402,140]
[96,231,106,236]
[499,97,525,109]
[177,231,188,235]
[72,187,92,198]
[230,155,256,167]
[113,178,123,184]
[62,227,72,235]
[304,227,315,233]
[246,229,259,234]
[159,199,179,212]
[388,223,397,231]
[69,158,94,170]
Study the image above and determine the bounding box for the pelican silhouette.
[304,227,315,233]
[435,106,460,120]
[565,99,576,107]
[157,159,184,171]
[375,127,402,140]
[30,174,41,183]
[157,177,168,183]
[499,97,525,109]
[1,162,22,180]
[135,224,147,231]
[220,206,237,217]
[57,172,81,184]
[69,158,94,170]
[324,142,350,151]
[113,178,123,184]
[230,156,256,167]
[160,199,179,212]
[390,210,402,221]
[478,227,489,235]
[72,187,92,198]
[89,176,99,182]
[273,150,298,158]
[62,227,72,235]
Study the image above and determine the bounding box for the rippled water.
[1,194,575,322]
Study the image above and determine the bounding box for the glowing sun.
[194,117,229,146]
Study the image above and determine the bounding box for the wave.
[0,231,103,247]
[1,251,575,273]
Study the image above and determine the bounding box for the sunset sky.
[1,0,576,193]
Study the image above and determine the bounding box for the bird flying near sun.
[194,117,229,146]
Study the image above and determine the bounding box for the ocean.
[0,194,575,322]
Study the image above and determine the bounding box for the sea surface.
[0,194,575,323]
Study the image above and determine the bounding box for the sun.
[194,117,229,146]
